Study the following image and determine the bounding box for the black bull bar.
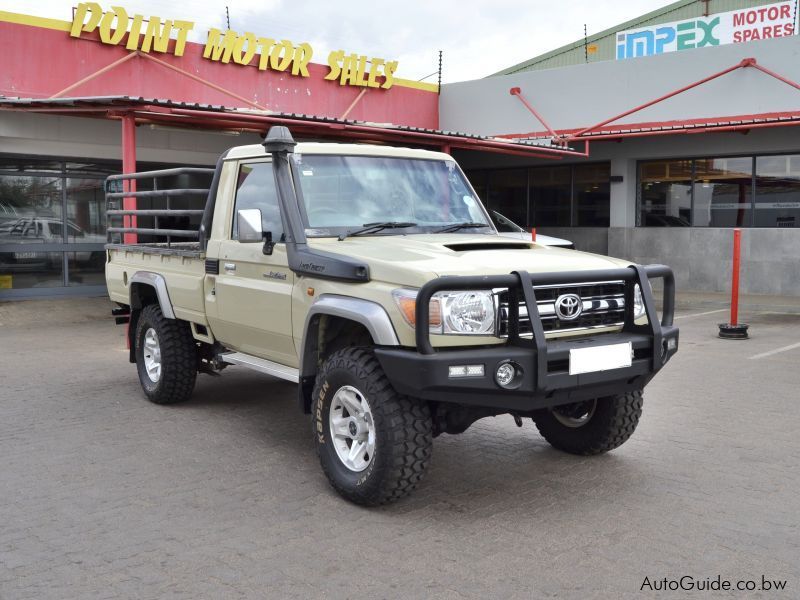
[412,264,675,395]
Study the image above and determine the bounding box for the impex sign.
[616,0,797,60]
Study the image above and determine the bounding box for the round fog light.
[495,361,522,389]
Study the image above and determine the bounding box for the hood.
[308,233,631,287]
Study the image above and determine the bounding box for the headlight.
[633,284,646,320]
[392,289,496,335]
[439,291,495,334]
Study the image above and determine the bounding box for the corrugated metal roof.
[500,110,800,141]
[0,94,587,158]
[493,0,786,75]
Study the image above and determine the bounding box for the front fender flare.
[297,295,400,413]
[300,294,400,378]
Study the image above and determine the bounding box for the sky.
[2,0,673,83]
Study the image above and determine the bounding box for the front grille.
[497,281,625,336]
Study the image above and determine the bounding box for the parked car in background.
[0,217,104,270]
[490,210,575,248]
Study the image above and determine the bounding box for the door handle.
[223,262,236,272]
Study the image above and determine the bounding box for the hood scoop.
[445,242,533,252]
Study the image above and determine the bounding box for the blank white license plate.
[569,342,632,375]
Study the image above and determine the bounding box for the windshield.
[293,154,493,236]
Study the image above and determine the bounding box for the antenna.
[438,50,443,94]
[225,6,231,29]
[584,24,588,63]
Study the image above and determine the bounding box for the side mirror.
[237,209,263,242]
[237,208,276,255]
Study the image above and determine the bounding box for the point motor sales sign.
[616,1,797,60]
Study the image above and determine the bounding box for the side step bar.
[220,352,300,383]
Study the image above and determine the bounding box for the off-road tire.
[312,347,432,506]
[134,303,197,405]
[533,390,643,455]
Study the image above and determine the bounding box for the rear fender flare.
[129,271,175,319]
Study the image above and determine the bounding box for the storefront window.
[0,251,64,288]
[0,158,119,295]
[67,251,105,286]
[0,175,63,229]
[66,178,106,242]
[486,169,527,227]
[693,157,752,227]
[479,163,610,228]
[754,155,800,228]
[0,157,204,296]
[574,164,610,226]
[639,160,692,226]
[530,166,571,227]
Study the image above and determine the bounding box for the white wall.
[441,34,800,136]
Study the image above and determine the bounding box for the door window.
[232,161,283,241]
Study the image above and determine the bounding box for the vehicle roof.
[225,142,453,162]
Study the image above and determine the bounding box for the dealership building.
[2,0,800,300]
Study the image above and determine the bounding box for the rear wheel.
[134,304,197,405]
[532,390,643,455]
[312,347,433,506]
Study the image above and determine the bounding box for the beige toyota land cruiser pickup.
[105,127,679,505]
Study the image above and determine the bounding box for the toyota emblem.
[555,293,583,321]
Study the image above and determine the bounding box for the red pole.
[509,87,561,141]
[730,228,741,326]
[531,227,537,242]
[121,113,137,244]
[566,58,755,141]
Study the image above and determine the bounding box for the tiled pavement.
[1,299,798,598]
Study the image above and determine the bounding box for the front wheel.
[532,390,643,455]
[312,347,433,506]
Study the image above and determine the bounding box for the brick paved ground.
[1,298,798,599]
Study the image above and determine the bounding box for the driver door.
[211,159,296,366]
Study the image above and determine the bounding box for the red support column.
[121,113,137,244]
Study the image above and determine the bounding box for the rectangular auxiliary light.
[448,364,485,378]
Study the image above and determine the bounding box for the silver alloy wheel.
[551,399,597,428]
[329,385,376,472]
[142,327,162,383]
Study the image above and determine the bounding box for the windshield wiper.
[434,221,490,234]
[338,221,417,241]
